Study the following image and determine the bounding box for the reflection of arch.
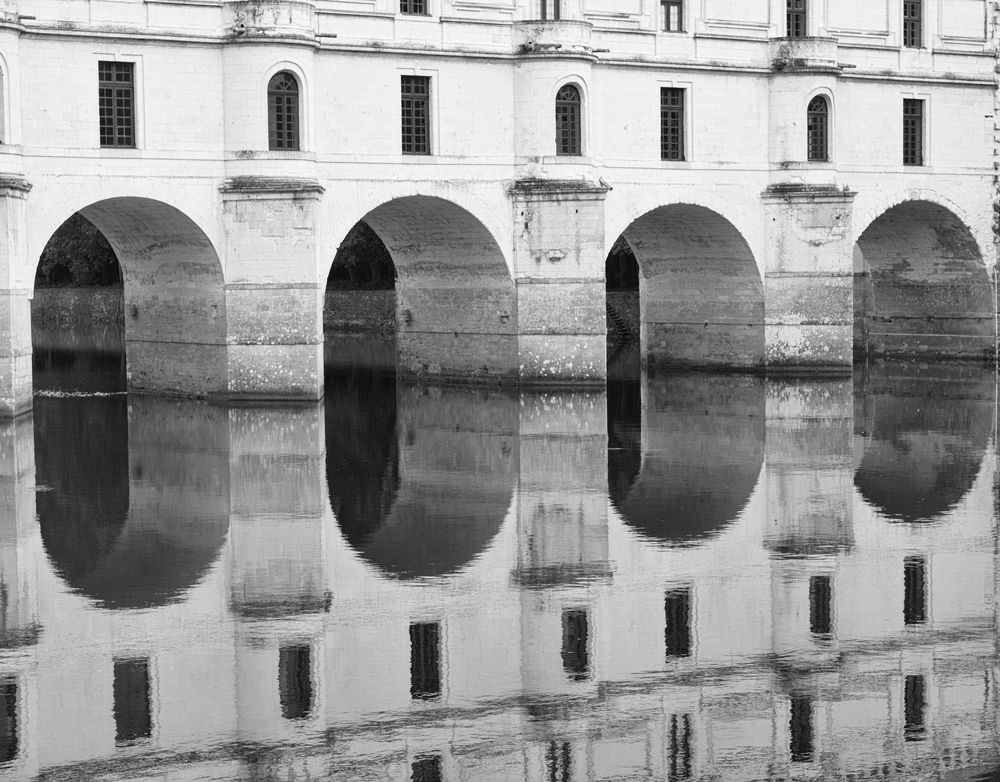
[326,370,515,578]
[854,363,992,522]
[609,373,765,546]
[36,396,229,609]
[854,199,993,359]
[329,196,517,381]
[33,197,228,395]
[618,204,764,369]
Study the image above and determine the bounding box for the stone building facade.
[0,0,994,412]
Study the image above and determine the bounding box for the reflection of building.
[0,367,997,780]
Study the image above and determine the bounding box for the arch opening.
[326,196,516,383]
[325,367,516,579]
[608,204,764,371]
[853,201,994,360]
[32,197,227,397]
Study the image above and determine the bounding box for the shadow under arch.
[325,367,516,579]
[608,372,765,547]
[614,204,764,370]
[854,200,994,360]
[35,393,230,609]
[328,195,517,382]
[34,197,228,396]
[854,362,993,523]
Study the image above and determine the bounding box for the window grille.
[662,0,683,31]
[400,0,426,13]
[401,75,431,155]
[661,87,685,161]
[555,84,581,156]
[410,622,441,698]
[903,1,922,47]
[99,61,135,148]
[541,0,561,20]
[268,71,300,151]
[787,0,807,38]
[807,96,829,162]
[903,99,924,165]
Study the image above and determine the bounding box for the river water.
[2,333,999,781]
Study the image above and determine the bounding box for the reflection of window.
[0,681,16,763]
[561,609,589,680]
[787,0,806,37]
[665,587,691,658]
[410,622,441,699]
[279,645,313,719]
[555,84,582,156]
[545,741,571,782]
[789,696,813,762]
[668,713,692,781]
[904,556,927,624]
[114,659,151,744]
[809,575,832,635]
[904,675,926,741]
[411,754,443,782]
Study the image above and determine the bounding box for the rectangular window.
[401,75,431,155]
[98,61,135,148]
[113,659,151,744]
[809,575,832,636]
[411,754,443,782]
[660,88,686,161]
[545,741,571,782]
[789,696,813,762]
[903,99,924,166]
[0,681,16,763]
[410,622,441,699]
[668,714,692,781]
[541,0,561,20]
[787,0,807,38]
[561,609,589,680]
[903,1,922,47]
[278,645,312,720]
[904,675,926,741]
[904,555,927,623]
[665,587,692,658]
[400,0,427,14]
[662,0,683,32]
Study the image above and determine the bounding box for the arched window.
[268,71,300,151]
[555,84,581,156]
[807,95,829,162]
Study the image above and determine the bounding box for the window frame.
[661,0,684,32]
[400,74,432,156]
[540,0,561,21]
[787,0,807,38]
[555,82,583,157]
[660,86,686,161]
[903,0,923,48]
[98,60,136,149]
[399,0,428,15]
[267,70,301,152]
[806,94,830,163]
[902,98,925,167]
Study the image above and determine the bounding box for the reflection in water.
[1,343,998,780]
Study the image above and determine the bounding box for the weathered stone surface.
[126,340,228,397]
[227,343,323,400]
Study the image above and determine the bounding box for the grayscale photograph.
[0,0,998,780]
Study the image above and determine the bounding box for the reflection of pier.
[0,366,995,780]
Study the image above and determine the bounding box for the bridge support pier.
[0,179,33,417]
[220,178,325,401]
[510,179,609,384]
[762,185,856,372]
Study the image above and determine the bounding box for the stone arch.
[325,368,516,579]
[854,363,993,523]
[32,196,228,396]
[35,396,230,609]
[853,198,994,359]
[612,203,765,369]
[609,373,765,547]
[327,194,517,382]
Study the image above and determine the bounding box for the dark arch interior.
[609,373,765,546]
[614,204,764,370]
[854,363,992,522]
[854,201,993,360]
[325,367,515,579]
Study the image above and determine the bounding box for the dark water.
[1,339,998,780]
